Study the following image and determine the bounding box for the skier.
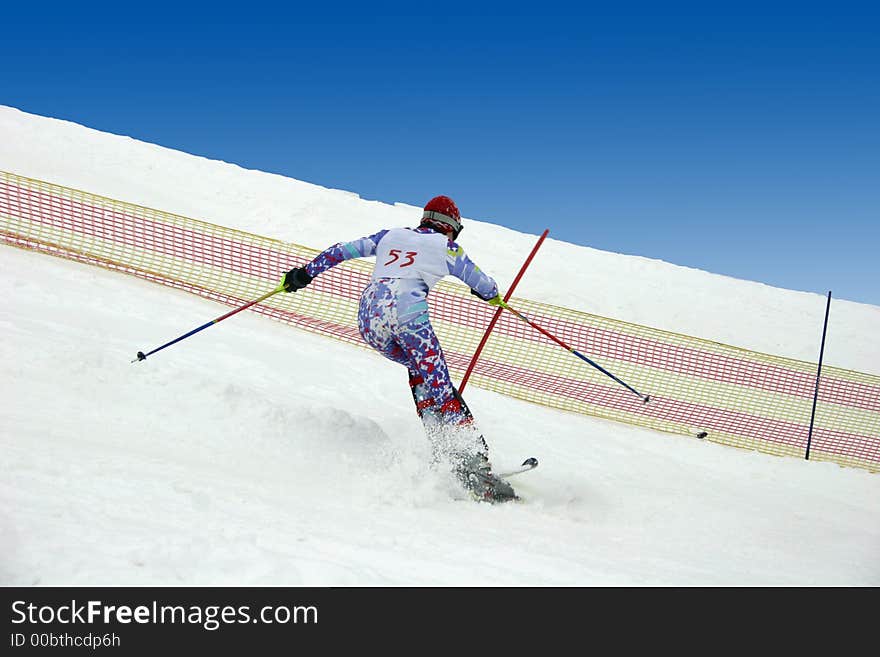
[282,195,517,502]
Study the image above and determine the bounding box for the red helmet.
[420,195,463,239]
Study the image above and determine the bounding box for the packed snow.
[1,106,878,585]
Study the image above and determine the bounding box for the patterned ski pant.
[357,279,467,426]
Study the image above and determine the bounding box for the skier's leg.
[358,281,412,364]
[357,283,457,430]
[407,369,436,419]
[406,375,489,450]
[397,319,514,501]
[450,386,488,453]
[396,319,470,428]
[358,281,460,426]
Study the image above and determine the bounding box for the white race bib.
[372,228,449,288]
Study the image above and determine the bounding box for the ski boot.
[454,452,517,504]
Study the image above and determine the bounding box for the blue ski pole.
[132,284,285,363]
[496,299,650,403]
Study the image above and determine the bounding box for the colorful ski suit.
[305,226,498,428]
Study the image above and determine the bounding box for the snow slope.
[1,106,878,585]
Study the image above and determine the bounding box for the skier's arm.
[305,229,388,277]
[446,241,499,301]
[283,230,387,291]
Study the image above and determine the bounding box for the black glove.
[470,288,495,302]
[282,267,313,292]
[471,289,505,306]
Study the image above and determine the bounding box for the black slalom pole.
[805,290,832,460]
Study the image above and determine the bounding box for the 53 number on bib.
[385,249,418,267]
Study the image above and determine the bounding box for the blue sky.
[3,2,878,305]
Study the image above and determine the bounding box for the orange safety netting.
[2,170,878,472]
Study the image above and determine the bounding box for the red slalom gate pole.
[459,228,549,394]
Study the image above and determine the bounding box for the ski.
[498,457,539,479]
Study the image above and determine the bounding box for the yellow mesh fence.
[2,170,878,472]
